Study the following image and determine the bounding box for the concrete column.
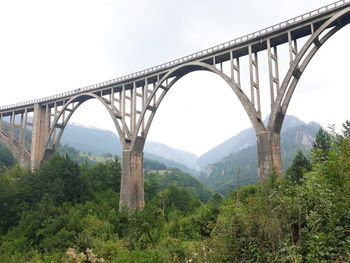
[119,137,145,211]
[19,110,30,169]
[256,131,282,180]
[30,104,48,171]
[9,112,15,143]
[0,113,3,134]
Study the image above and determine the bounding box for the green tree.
[0,143,15,168]
[81,157,121,195]
[159,185,201,216]
[311,128,332,163]
[342,120,350,138]
[286,149,311,183]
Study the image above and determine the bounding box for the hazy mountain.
[144,142,198,170]
[144,152,198,176]
[197,128,256,170]
[198,118,321,196]
[61,125,122,156]
[60,124,198,173]
[197,115,305,170]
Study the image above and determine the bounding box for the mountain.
[61,125,122,156]
[144,152,198,176]
[144,142,198,170]
[198,117,321,196]
[197,128,255,170]
[197,115,305,170]
[60,124,198,173]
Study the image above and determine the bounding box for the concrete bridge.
[1,0,350,211]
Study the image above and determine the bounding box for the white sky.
[0,0,349,156]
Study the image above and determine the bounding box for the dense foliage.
[0,142,15,169]
[0,123,350,262]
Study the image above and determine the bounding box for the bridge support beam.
[30,104,49,172]
[256,131,282,179]
[119,137,145,211]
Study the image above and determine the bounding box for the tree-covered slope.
[199,119,320,196]
[1,124,350,262]
[197,115,306,170]
[60,124,199,174]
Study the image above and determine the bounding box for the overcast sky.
[0,0,349,156]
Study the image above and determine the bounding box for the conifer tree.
[342,120,350,139]
[311,127,331,163]
[286,149,311,183]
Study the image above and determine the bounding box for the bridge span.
[1,0,350,210]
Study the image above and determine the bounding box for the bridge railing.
[0,0,349,111]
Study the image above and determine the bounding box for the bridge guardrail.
[0,0,349,111]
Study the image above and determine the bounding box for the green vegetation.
[0,142,15,169]
[0,123,350,262]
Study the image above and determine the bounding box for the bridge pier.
[30,104,50,172]
[119,137,145,211]
[256,131,282,179]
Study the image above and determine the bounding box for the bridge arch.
[132,61,264,151]
[44,92,124,156]
[269,6,350,133]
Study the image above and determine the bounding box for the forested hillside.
[197,115,307,170]
[199,120,320,196]
[61,124,199,173]
[0,122,349,261]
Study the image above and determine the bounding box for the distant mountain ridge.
[198,117,321,195]
[61,115,321,181]
[144,142,198,170]
[197,115,306,170]
[60,124,199,173]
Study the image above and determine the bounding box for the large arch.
[132,61,265,151]
[44,92,125,155]
[269,6,350,133]
[119,61,264,211]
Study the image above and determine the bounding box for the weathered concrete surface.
[119,136,145,211]
[30,104,48,171]
[119,149,144,211]
[257,131,282,179]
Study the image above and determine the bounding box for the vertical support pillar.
[142,83,146,135]
[230,52,241,88]
[288,31,298,64]
[121,85,126,137]
[52,102,57,146]
[267,38,280,109]
[19,112,24,160]
[249,45,261,118]
[19,113,24,143]
[256,131,282,180]
[0,113,3,134]
[119,136,145,211]
[30,103,49,171]
[9,111,15,143]
[19,109,28,166]
[131,82,136,133]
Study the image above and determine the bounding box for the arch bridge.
[1,0,350,210]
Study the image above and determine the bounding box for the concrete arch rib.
[45,92,124,153]
[269,7,350,133]
[132,61,264,150]
[0,133,30,167]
